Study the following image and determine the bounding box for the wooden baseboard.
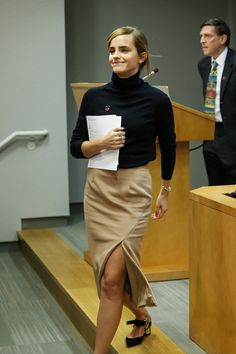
[143,265,189,281]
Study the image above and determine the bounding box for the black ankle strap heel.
[125,316,152,347]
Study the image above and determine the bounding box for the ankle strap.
[127,319,146,327]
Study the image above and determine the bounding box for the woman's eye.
[109,47,130,55]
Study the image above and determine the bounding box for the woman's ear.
[139,52,148,64]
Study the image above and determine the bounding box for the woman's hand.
[81,127,125,157]
[101,127,125,150]
[151,188,169,220]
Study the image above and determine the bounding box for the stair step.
[18,229,185,354]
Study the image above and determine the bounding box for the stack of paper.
[86,115,121,170]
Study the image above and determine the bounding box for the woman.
[70,26,176,354]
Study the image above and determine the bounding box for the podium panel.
[189,186,236,354]
[71,82,214,281]
[141,142,189,280]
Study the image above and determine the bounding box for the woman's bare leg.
[123,291,149,318]
[93,245,126,354]
[123,291,151,338]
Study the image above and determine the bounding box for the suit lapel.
[220,49,234,99]
[202,58,211,93]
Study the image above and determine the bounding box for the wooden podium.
[189,185,236,354]
[71,82,215,281]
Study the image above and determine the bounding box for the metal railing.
[0,130,49,153]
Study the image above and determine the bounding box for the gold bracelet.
[161,185,171,192]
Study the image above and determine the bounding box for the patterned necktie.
[204,61,218,114]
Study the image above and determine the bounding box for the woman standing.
[70,26,176,354]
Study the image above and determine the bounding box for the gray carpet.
[0,242,92,354]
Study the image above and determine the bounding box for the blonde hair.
[107,26,151,72]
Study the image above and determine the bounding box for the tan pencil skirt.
[83,166,157,308]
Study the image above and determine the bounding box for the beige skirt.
[83,166,157,308]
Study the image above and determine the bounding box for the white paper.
[86,115,121,170]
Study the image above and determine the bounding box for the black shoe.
[125,316,152,348]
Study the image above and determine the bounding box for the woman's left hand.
[151,190,168,220]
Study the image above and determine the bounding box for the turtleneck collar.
[111,71,144,91]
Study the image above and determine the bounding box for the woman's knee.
[100,245,126,299]
[100,274,123,299]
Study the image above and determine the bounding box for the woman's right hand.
[101,127,125,150]
[81,127,125,158]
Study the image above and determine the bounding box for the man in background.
[198,18,236,185]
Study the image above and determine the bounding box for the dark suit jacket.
[198,47,236,166]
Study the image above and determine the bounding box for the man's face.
[200,25,227,58]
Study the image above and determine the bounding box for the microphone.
[142,68,159,80]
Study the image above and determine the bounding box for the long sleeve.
[70,94,89,159]
[156,96,176,180]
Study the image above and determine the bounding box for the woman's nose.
[113,50,120,57]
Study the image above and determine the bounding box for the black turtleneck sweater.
[70,72,176,180]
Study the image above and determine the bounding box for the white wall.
[66,0,235,202]
[0,0,69,241]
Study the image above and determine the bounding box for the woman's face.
[109,34,146,78]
